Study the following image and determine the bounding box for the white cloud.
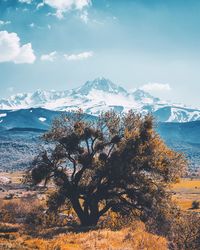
[44,0,91,10]
[14,43,36,64]
[41,51,57,62]
[0,20,11,26]
[75,0,91,9]
[19,0,32,3]
[44,0,91,19]
[55,9,64,19]
[0,31,36,64]
[80,10,89,23]
[37,2,44,9]
[140,82,171,92]
[64,51,93,61]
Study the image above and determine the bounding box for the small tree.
[28,110,186,227]
[192,200,200,209]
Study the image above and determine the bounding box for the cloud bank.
[19,0,32,4]
[0,31,36,64]
[41,51,57,61]
[141,82,171,92]
[44,0,91,19]
[0,20,11,26]
[64,51,93,61]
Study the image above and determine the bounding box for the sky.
[0,0,200,107]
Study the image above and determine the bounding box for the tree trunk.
[79,214,99,227]
[70,197,100,227]
[80,202,99,227]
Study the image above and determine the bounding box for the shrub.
[168,212,200,250]
[191,200,200,209]
[0,206,16,223]
[24,207,70,234]
[99,211,137,231]
[0,199,44,224]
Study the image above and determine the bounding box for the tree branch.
[85,138,90,154]
[107,143,115,159]
[99,202,112,217]
[67,153,77,181]
[91,136,98,155]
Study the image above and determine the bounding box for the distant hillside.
[0,129,43,171]
[0,115,199,172]
[0,108,62,130]
[157,121,200,173]
[0,108,94,130]
[157,121,200,144]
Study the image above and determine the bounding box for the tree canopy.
[29,110,186,227]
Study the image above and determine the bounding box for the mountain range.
[0,78,199,172]
[0,77,200,123]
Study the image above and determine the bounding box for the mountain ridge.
[0,77,200,123]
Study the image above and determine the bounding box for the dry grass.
[173,178,200,190]
[0,171,24,184]
[0,198,45,224]
[0,222,167,250]
[2,174,200,249]
[0,197,168,249]
[172,178,200,211]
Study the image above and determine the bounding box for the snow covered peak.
[132,89,160,104]
[30,89,64,103]
[73,77,127,96]
[0,77,200,123]
[0,89,68,110]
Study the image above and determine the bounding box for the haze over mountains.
[0,77,200,123]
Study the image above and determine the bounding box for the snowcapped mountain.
[73,77,127,96]
[0,77,200,123]
[0,90,69,110]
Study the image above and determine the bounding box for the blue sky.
[0,0,200,107]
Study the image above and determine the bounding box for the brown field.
[1,172,200,249]
[0,171,24,183]
[0,223,167,250]
[172,178,200,211]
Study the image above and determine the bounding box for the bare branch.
[99,202,112,217]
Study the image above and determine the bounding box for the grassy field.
[1,173,200,249]
[0,223,167,250]
[2,172,199,212]
[172,178,200,211]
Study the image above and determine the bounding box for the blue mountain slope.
[157,121,200,144]
[0,108,199,171]
[0,129,43,170]
[0,108,94,130]
[156,121,200,172]
[0,108,61,130]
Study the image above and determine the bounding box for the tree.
[192,200,200,209]
[28,110,186,227]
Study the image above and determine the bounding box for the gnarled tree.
[28,110,186,227]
